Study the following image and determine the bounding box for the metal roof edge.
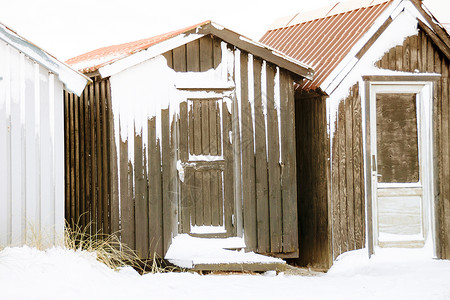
[319,0,423,94]
[199,22,314,79]
[99,21,314,80]
[0,22,91,96]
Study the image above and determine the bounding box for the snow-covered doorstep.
[164,234,283,269]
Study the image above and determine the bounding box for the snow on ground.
[1,246,450,300]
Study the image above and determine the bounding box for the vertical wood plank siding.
[295,91,333,269]
[64,35,299,258]
[0,42,65,248]
[330,84,365,261]
[375,30,450,259]
[65,77,115,235]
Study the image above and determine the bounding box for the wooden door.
[178,96,235,237]
[370,84,433,249]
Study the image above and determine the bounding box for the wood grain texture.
[240,51,257,251]
[266,63,282,253]
[280,70,298,253]
[253,57,269,253]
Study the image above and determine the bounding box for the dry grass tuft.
[64,221,144,272]
[64,221,182,274]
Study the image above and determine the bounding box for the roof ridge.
[267,0,391,31]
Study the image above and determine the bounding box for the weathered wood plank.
[69,92,76,226]
[222,97,234,236]
[421,30,428,72]
[83,87,92,230]
[210,169,219,226]
[193,100,202,155]
[352,84,364,249]
[442,78,450,258]
[345,91,355,251]
[427,37,434,73]
[186,167,196,227]
[200,36,213,72]
[338,99,348,254]
[107,80,119,235]
[64,91,71,223]
[179,102,189,233]
[194,171,203,225]
[134,130,148,258]
[79,92,86,228]
[403,36,411,72]
[395,45,403,71]
[254,57,269,253]
[240,52,257,250]
[163,51,173,69]
[201,99,210,155]
[74,94,80,226]
[95,81,103,231]
[213,37,222,69]
[203,170,212,225]
[216,101,222,156]
[266,63,282,252]
[174,45,187,72]
[189,101,194,156]
[186,40,200,72]
[161,108,172,253]
[100,80,109,233]
[331,107,341,259]
[209,99,218,155]
[389,47,396,71]
[148,117,164,256]
[410,35,418,72]
[280,70,298,253]
[120,138,134,250]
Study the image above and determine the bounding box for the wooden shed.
[262,0,450,269]
[64,21,314,261]
[0,22,90,248]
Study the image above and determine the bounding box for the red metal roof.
[260,0,393,91]
[66,21,210,73]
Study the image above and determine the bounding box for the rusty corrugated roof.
[260,0,393,91]
[66,21,210,73]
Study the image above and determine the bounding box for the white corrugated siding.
[0,41,64,248]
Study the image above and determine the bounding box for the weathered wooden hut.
[0,22,90,248]
[261,0,450,269]
[64,21,314,261]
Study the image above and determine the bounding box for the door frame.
[363,75,440,257]
[175,84,242,237]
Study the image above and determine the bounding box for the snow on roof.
[0,22,90,96]
[66,21,210,74]
[66,21,314,80]
[260,0,393,90]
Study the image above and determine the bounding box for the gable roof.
[0,22,90,95]
[66,21,314,80]
[261,0,450,92]
[260,0,393,91]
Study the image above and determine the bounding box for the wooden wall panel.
[376,29,450,259]
[328,84,365,261]
[65,37,301,260]
[295,91,331,269]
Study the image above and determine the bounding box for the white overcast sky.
[0,0,449,61]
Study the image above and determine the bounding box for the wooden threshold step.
[165,234,286,272]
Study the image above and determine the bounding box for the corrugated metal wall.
[0,41,65,248]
